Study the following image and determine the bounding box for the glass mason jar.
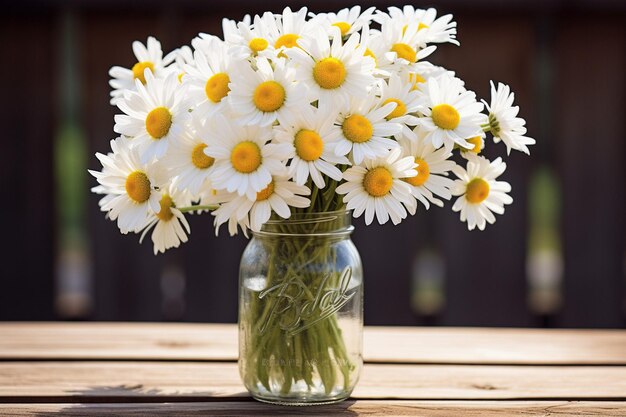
[238,210,363,405]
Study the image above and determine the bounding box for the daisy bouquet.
[91,5,534,400]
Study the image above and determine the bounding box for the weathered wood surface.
[1,362,625,401]
[1,323,625,415]
[3,323,626,364]
[3,401,626,416]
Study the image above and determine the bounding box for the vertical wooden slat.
[0,12,56,319]
[555,16,626,327]
[182,217,247,323]
[353,217,421,325]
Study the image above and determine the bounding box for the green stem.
[242,212,355,397]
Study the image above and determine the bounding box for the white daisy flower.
[228,57,307,127]
[451,155,513,231]
[225,13,276,59]
[108,36,175,106]
[331,93,402,165]
[313,6,376,38]
[373,19,437,74]
[183,36,236,121]
[89,137,163,234]
[274,105,349,188]
[418,74,484,151]
[139,184,193,255]
[161,115,215,196]
[114,71,189,163]
[287,29,376,108]
[485,81,535,155]
[399,129,456,211]
[379,73,421,139]
[264,7,319,54]
[205,115,291,200]
[213,175,310,233]
[379,6,459,46]
[336,147,417,225]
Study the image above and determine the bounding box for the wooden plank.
[2,401,626,416]
[1,362,625,400]
[3,323,626,365]
[0,11,55,320]
[0,323,237,361]
[554,16,626,327]
[364,327,626,365]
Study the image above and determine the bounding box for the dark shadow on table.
[31,385,359,416]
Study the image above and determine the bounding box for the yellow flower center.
[391,43,417,63]
[364,48,377,66]
[409,72,426,91]
[205,72,231,103]
[256,180,275,201]
[253,81,286,113]
[131,61,154,84]
[363,167,393,197]
[466,136,483,154]
[431,104,460,130]
[466,178,490,204]
[145,106,172,139]
[177,72,185,83]
[125,171,151,203]
[294,129,323,161]
[249,37,268,53]
[332,22,351,36]
[156,194,175,222]
[404,158,429,186]
[231,141,262,173]
[191,143,214,169]
[382,98,407,120]
[274,33,300,49]
[313,57,346,90]
[342,114,373,143]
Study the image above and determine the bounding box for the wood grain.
[1,362,625,401]
[0,323,238,361]
[2,323,626,365]
[2,401,626,416]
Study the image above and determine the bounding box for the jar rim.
[253,209,353,238]
[263,209,349,223]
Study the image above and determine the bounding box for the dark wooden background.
[1,0,624,328]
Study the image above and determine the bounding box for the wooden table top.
[0,323,625,415]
